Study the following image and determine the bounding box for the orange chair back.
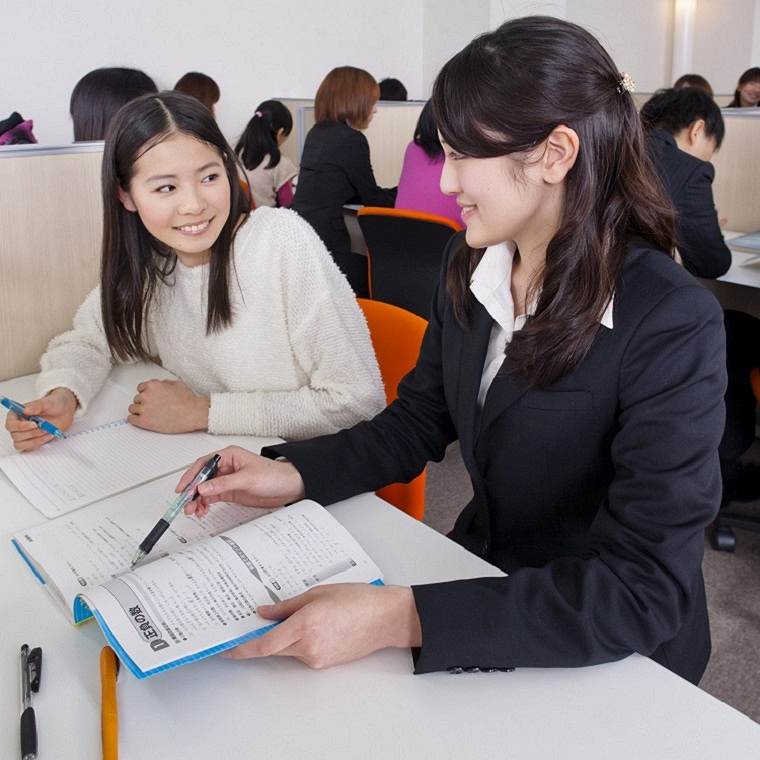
[357,298,429,520]
[751,368,760,401]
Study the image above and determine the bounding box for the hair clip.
[617,72,636,94]
[254,111,263,118]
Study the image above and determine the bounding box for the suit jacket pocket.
[520,390,593,411]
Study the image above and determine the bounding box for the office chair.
[710,367,760,551]
[357,207,462,320]
[357,298,428,520]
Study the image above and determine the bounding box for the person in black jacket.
[178,18,725,684]
[641,87,730,279]
[292,66,396,295]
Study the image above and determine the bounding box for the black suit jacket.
[646,128,731,279]
[265,235,726,684]
[292,121,396,255]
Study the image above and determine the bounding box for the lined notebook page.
[0,381,219,518]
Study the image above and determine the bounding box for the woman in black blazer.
[179,18,726,684]
[640,87,730,279]
[292,66,396,295]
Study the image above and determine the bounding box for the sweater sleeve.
[207,213,386,439]
[35,286,115,414]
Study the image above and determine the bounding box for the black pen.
[20,644,42,760]
[130,454,221,568]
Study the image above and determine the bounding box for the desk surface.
[1,368,759,759]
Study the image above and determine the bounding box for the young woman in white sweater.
[5,92,385,451]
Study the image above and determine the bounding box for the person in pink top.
[395,101,462,227]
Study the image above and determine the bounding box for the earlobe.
[117,186,137,213]
[542,125,580,185]
[689,119,705,145]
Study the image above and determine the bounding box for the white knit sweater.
[36,208,386,440]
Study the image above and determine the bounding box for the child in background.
[5,92,384,451]
[235,101,298,208]
[395,100,462,227]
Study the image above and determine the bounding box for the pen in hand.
[20,644,42,760]
[130,453,221,568]
[2,396,66,441]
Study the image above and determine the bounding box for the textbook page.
[11,473,271,621]
[0,381,220,518]
[77,500,383,678]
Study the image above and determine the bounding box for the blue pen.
[0,396,66,441]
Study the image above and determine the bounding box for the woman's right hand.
[5,388,78,451]
[178,446,306,517]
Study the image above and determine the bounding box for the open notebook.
[0,380,221,518]
[12,475,383,679]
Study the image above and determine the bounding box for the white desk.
[2,371,759,759]
[699,234,760,318]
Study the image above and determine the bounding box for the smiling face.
[439,139,554,250]
[118,132,231,266]
[738,80,760,107]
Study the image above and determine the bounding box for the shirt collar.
[469,242,614,332]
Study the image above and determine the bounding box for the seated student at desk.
[726,67,760,108]
[292,66,396,296]
[395,100,462,227]
[4,92,384,450]
[179,18,726,685]
[640,88,730,279]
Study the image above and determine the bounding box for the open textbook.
[12,474,383,679]
[0,380,222,518]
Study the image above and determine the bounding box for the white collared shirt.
[470,242,614,408]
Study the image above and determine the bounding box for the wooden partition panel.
[711,112,760,233]
[0,144,103,381]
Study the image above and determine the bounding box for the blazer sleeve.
[344,130,397,207]
[675,162,731,279]
[262,238,459,504]
[411,283,726,673]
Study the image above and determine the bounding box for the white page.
[12,473,271,617]
[78,500,383,677]
[0,380,220,517]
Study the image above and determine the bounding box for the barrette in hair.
[616,72,635,94]
[254,111,263,117]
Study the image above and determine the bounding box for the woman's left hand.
[128,379,210,433]
[221,584,422,669]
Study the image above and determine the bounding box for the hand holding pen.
[130,453,221,568]
[3,388,77,452]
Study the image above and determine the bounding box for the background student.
[292,66,396,296]
[640,87,731,278]
[5,92,384,451]
[236,100,298,208]
[394,100,461,226]
[378,77,407,101]
[726,67,760,107]
[179,17,726,686]
[673,73,714,97]
[70,67,157,141]
[174,71,220,114]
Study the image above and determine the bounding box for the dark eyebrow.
[145,161,223,183]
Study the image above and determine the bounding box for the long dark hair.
[235,100,293,170]
[432,16,676,388]
[101,91,250,361]
[727,66,760,107]
[413,100,443,160]
[641,88,725,148]
[70,67,157,142]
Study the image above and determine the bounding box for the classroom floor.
[423,443,760,724]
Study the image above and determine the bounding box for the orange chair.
[357,207,462,320]
[357,298,428,520]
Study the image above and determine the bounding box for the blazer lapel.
[456,300,493,465]
[476,352,530,442]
